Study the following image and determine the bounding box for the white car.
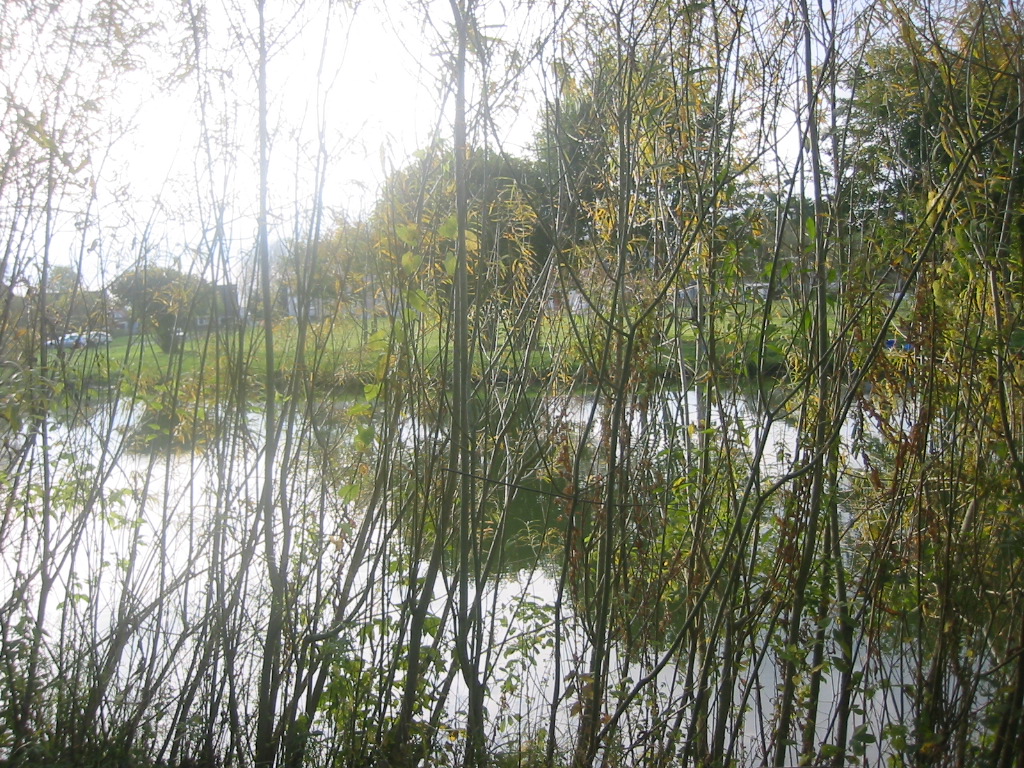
[45,332,86,349]
[85,331,111,346]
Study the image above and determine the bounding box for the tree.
[370,144,542,309]
[109,264,207,350]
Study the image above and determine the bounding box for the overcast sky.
[0,0,545,287]
[71,0,546,287]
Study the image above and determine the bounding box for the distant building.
[740,281,773,300]
[274,284,332,321]
[205,283,242,328]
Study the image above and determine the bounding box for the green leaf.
[401,251,422,275]
[346,401,373,418]
[439,215,458,240]
[407,288,432,313]
[820,744,843,759]
[851,724,876,757]
[396,224,419,247]
[355,425,376,449]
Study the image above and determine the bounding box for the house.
[196,283,242,329]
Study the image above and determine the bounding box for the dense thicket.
[2,0,1024,766]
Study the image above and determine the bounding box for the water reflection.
[0,383,996,766]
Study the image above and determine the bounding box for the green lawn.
[41,298,839,404]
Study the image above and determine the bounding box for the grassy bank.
[36,298,819,407]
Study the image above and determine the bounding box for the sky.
[109,2,459,271]
[14,0,546,288]
[134,5,539,215]
[11,0,806,290]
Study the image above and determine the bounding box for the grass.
[40,298,817,408]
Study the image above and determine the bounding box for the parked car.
[85,331,111,346]
[45,332,86,350]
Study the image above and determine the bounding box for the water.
[0,385,1002,766]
